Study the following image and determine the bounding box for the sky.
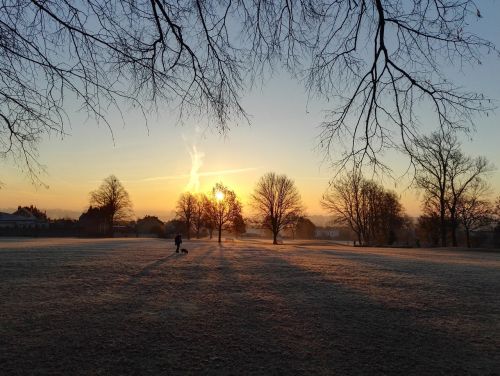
[1,1,500,222]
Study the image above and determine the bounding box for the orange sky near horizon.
[0,120,435,222]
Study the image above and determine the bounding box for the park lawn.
[0,238,499,375]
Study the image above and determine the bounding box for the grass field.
[1,238,499,375]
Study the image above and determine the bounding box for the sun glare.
[215,190,224,201]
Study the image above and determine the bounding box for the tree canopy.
[251,172,303,244]
[210,182,242,243]
[322,171,405,246]
[412,131,492,246]
[1,1,496,181]
[90,175,133,232]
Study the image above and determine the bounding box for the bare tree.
[90,175,133,234]
[210,182,242,243]
[176,192,197,239]
[251,172,303,245]
[413,132,455,246]
[202,194,217,240]
[321,171,367,245]
[457,181,493,248]
[231,212,246,237]
[495,196,500,225]
[446,155,491,246]
[1,1,495,181]
[413,131,492,246]
[417,195,444,247]
[191,193,207,239]
[322,171,405,246]
[416,213,441,247]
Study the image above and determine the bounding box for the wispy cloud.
[295,176,330,181]
[198,167,260,177]
[132,167,260,183]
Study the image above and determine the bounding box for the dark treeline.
[3,160,500,247]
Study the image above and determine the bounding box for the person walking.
[174,234,182,253]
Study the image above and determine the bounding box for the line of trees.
[10,165,499,247]
[321,171,407,246]
[318,129,499,249]
[412,131,495,248]
[175,183,244,243]
[75,173,307,243]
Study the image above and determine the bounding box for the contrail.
[185,145,204,192]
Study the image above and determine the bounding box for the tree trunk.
[449,205,458,246]
[451,220,458,247]
[273,231,278,245]
[107,215,114,237]
[465,228,471,248]
[440,200,447,247]
[218,225,222,243]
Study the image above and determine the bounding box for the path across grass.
[1,238,499,375]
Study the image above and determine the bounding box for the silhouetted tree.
[136,215,164,237]
[286,214,301,240]
[457,181,493,248]
[413,132,492,246]
[14,205,48,220]
[90,175,133,234]
[202,194,217,240]
[322,171,405,246]
[231,213,246,237]
[191,193,207,239]
[176,192,197,239]
[164,219,185,238]
[2,1,494,181]
[495,197,500,227]
[251,172,303,245]
[210,182,242,243]
[321,171,367,245]
[416,214,441,247]
[79,206,109,236]
[374,190,405,245]
[412,133,455,246]
[446,156,491,247]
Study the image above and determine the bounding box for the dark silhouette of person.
[174,234,182,253]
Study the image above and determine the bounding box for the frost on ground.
[0,238,499,375]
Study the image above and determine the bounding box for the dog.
[181,248,189,254]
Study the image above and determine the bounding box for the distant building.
[245,226,269,238]
[0,210,49,229]
[315,227,340,239]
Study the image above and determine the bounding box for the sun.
[215,190,225,201]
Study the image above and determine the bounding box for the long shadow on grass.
[209,245,499,375]
[124,253,178,285]
[306,246,500,270]
[295,247,500,316]
[2,243,498,375]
